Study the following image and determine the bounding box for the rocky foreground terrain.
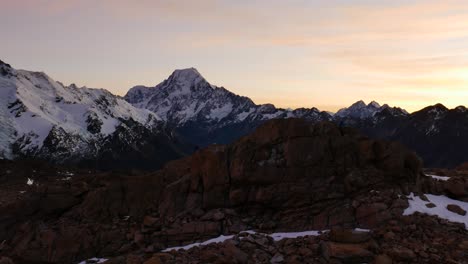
[0,119,467,263]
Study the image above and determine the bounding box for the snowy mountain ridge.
[0,60,179,167]
[335,100,408,120]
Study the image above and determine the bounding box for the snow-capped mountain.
[335,100,408,120]
[125,68,332,146]
[0,60,187,169]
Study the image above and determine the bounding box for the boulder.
[321,241,374,263]
[446,204,466,216]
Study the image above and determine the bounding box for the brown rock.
[374,254,392,264]
[459,240,468,250]
[356,203,390,228]
[383,231,396,240]
[329,228,371,243]
[321,242,374,263]
[221,242,248,263]
[425,203,436,208]
[444,178,467,199]
[0,257,14,264]
[200,249,221,262]
[143,216,159,227]
[446,204,466,216]
[126,254,143,264]
[389,247,416,261]
[134,231,144,245]
[297,247,314,257]
[143,253,173,264]
[200,209,225,221]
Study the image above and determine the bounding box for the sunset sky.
[2,0,468,112]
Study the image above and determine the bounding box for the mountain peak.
[0,59,11,68]
[368,100,381,108]
[351,100,366,108]
[168,67,205,85]
[336,100,387,119]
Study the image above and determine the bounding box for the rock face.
[158,119,421,229]
[0,119,425,263]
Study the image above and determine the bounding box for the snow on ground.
[27,178,34,185]
[162,234,238,252]
[162,228,369,252]
[269,230,322,241]
[425,174,450,181]
[77,258,107,264]
[404,193,468,229]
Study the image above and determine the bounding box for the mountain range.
[0,60,467,168]
[0,60,187,170]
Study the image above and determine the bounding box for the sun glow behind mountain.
[2,0,468,112]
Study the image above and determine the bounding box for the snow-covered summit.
[125,68,332,129]
[169,67,206,85]
[125,68,256,124]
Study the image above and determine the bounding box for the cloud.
[3,0,468,112]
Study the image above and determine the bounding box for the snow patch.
[77,258,108,264]
[269,230,322,241]
[425,174,450,181]
[27,178,34,186]
[236,108,255,121]
[163,234,236,252]
[209,103,233,120]
[163,229,337,252]
[404,193,468,229]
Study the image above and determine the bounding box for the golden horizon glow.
[2,0,468,112]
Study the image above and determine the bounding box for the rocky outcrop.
[0,119,425,263]
[158,119,421,230]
